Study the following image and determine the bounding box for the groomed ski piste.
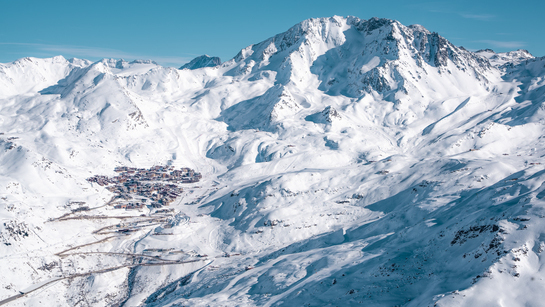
[1,16,545,306]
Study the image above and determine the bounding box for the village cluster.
[87,165,202,210]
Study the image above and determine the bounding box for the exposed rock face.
[179,55,221,70]
[322,106,341,123]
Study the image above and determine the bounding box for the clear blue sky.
[1,0,543,67]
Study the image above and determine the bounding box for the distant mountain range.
[180,55,221,70]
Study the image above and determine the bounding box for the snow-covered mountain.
[476,48,534,67]
[180,55,222,70]
[1,16,545,306]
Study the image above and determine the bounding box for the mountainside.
[1,16,545,306]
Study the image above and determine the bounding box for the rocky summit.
[180,55,222,70]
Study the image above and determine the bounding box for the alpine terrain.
[1,16,545,306]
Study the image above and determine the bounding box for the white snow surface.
[1,16,545,306]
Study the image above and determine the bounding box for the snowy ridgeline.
[1,16,545,306]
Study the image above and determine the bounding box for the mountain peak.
[180,55,221,70]
[229,15,470,70]
[477,48,534,66]
[228,16,493,104]
[408,24,431,34]
[360,17,398,33]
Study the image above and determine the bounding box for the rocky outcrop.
[180,55,221,70]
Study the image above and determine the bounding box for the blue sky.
[1,0,543,67]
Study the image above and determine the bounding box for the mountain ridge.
[180,55,222,70]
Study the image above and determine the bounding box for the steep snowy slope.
[1,16,545,307]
